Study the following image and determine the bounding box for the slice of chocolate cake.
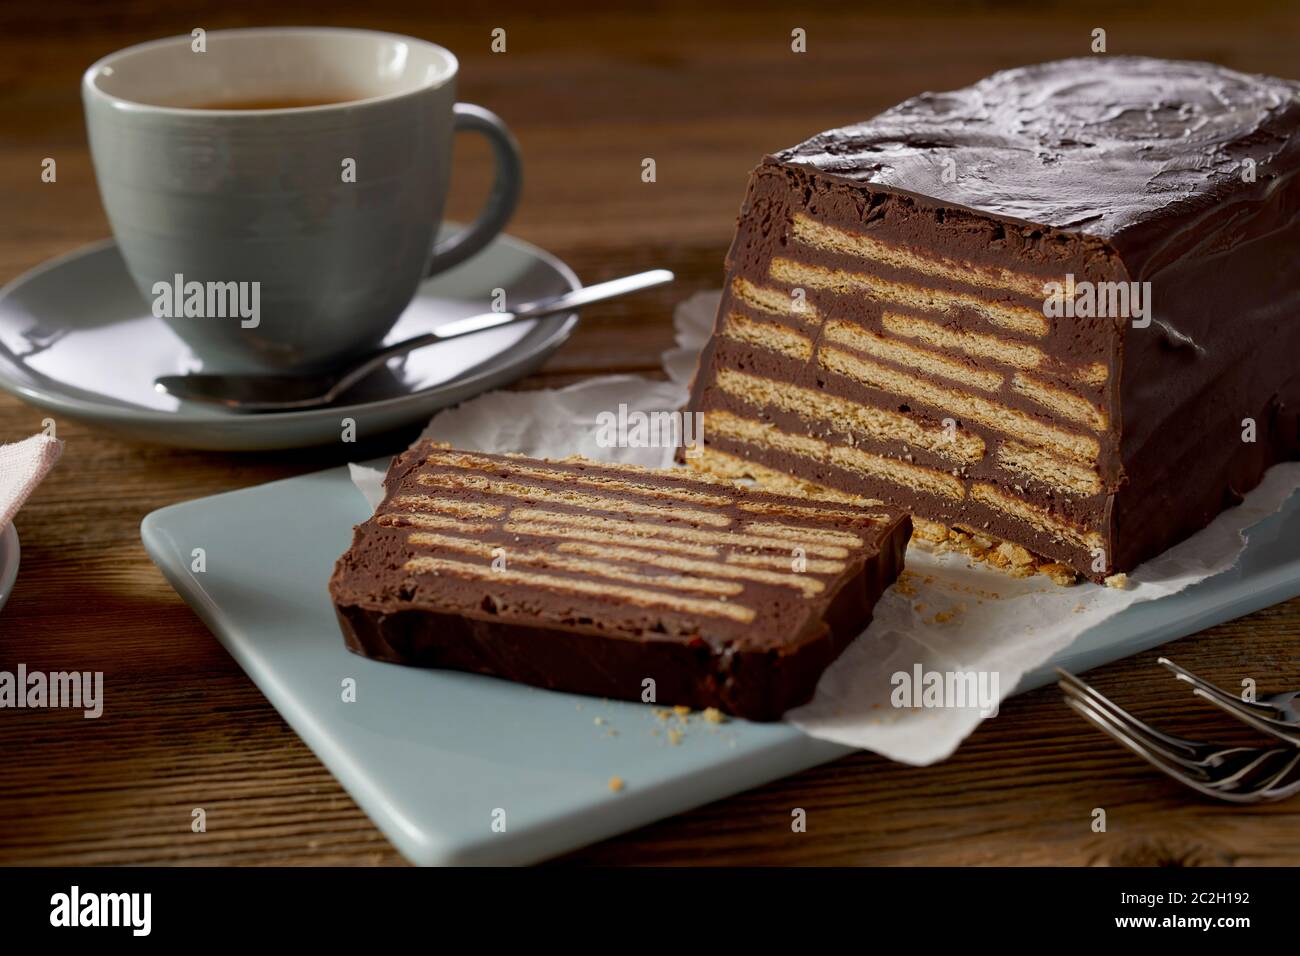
[684,56,1300,583]
[330,442,910,720]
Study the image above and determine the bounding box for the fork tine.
[1260,752,1300,800]
[1056,668,1203,757]
[1203,744,1294,790]
[1058,674,1294,787]
[1157,657,1282,717]
[1219,750,1300,802]
[1064,696,1277,804]
[1192,688,1300,747]
[1063,696,1219,792]
[1058,680,1212,774]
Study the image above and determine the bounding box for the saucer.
[0,230,579,451]
[0,522,18,615]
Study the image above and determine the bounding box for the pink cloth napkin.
[0,434,62,528]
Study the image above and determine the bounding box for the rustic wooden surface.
[1,1,1297,866]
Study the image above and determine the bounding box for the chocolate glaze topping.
[773,56,1300,273]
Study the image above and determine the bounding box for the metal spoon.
[154,269,674,412]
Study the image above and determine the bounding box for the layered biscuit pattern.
[336,447,911,631]
[372,449,895,619]
[330,443,912,720]
[688,205,1117,579]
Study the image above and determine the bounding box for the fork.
[1058,670,1267,777]
[1158,657,1300,747]
[1057,669,1300,803]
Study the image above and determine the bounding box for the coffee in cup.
[82,27,522,372]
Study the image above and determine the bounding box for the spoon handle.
[436,269,675,339]
[325,269,674,401]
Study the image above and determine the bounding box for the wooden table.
[2,1,1297,866]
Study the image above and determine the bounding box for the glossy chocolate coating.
[773,57,1300,272]
[687,56,1300,580]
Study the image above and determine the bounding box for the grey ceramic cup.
[82,27,521,372]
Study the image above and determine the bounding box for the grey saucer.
[0,522,18,615]
[0,230,579,450]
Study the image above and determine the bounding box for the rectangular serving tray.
[142,462,1300,865]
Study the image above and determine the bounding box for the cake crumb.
[994,541,1035,568]
[702,707,726,724]
[930,608,957,624]
[1041,563,1078,586]
[1104,572,1130,589]
[672,705,691,717]
[607,776,625,792]
[920,522,1083,585]
[593,716,605,726]
[667,728,684,746]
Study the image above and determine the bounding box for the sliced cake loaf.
[330,442,910,720]
[684,57,1300,583]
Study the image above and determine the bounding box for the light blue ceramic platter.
[141,464,1300,865]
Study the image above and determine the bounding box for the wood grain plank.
[1,0,1297,866]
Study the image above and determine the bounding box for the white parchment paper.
[352,292,1300,765]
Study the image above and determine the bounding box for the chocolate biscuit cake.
[684,56,1300,582]
[330,442,910,720]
